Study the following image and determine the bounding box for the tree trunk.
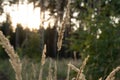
[45,27,57,58]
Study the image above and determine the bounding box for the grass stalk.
[39,44,46,80]
[47,58,53,80]
[0,31,22,80]
[76,55,89,80]
[68,63,79,73]
[57,0,71,51]
[106,66,120,80]
[66,62,71,80]
[54,61,57,80]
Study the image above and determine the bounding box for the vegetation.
[68,0,120,80]
[0,0,120,80]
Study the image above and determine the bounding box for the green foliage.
[0,46,9,59]
[15,24,26,48]
[0,59,15,80]
[69,0,120,79]
[21,30,42,61]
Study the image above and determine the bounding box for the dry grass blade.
[68,63,79,73]
[41,44,46,66]
[66,62,71,80]
[47,58,53,80]
[98,77,102,80]
[106,66,120,80]
[32,63,37,79]
[0,31,22,80]
[39,44,46,80]
[57,0,71,51]
[76,55,89,80]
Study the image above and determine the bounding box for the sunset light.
[1,0,54,31]
[2,1,40,31]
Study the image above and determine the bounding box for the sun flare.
[2,1,41,31]
[1,0,55,31]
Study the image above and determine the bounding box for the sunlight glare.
[0,13,6,23]
[1,0,57,31]
[10,2,40,30]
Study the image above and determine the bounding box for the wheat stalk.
[106,66,120,80]
[0,31,22,80]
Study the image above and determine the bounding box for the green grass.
[0,57,81,80]
[0,59,15,80]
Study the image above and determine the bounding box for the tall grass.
[39,44,46,80]
[0,31,22,80]
[0,29,120,80]
[57,0,71,51]
[106,66,120,80]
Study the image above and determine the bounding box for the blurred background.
[0,0,120,80]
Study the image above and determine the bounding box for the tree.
[21,29,41,61]
[68,0,120,79]
[44,27,57,57]
[15,24,25,49]
[0,14,13,36]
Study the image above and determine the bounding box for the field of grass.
[0,57,82,80]
[0,29,120,80]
